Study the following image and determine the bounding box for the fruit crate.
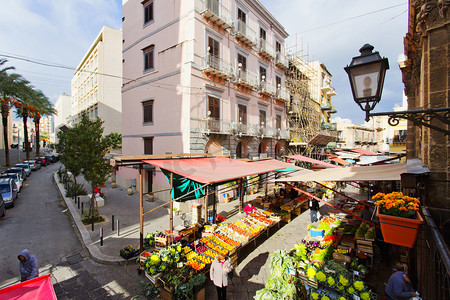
[145,272,162,285]
[155,236,168,249]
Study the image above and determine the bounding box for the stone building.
[401,0,449,208]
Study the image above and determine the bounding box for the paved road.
[0,162,142,299]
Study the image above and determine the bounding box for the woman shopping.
[210,254,233,300]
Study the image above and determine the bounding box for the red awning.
[286,154,341,168]
[331,157,351,166]
[350,148,378,156]
[0,275,57,300]
[142,157,286,184]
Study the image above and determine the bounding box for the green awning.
[162,169,206,202]
[274,168,300,172]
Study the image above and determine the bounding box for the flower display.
[316,271,326,282]
[321,296,330,300]
[311,292,319,300]
[347,286,355,294]
[339,275,349,286]
[307,266,316,278]
[373,192,420,218]
[327,276,335,287]
[360,292,371,300]
[354,280,365,291]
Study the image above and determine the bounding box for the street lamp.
[344,44,389,122]
[345,44,450,135]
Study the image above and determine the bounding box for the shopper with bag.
[210,254,233,300]
[309,198,320,223]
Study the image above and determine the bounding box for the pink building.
[120,0,290,201]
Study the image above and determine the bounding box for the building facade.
[120,0,290,198]
[54,93,72,142]
[334,117,384,152]
[71,26,122,136]
[402,0,449,208]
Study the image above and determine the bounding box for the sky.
[0,0,408,124]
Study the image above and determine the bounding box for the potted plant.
[373,192,424,248]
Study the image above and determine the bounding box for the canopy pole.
[239,178,244,214]
[169,172,174,238]
[314,181,375,207]
[211,185,217,224]
[139,165,144,252]
[204,195,208,224]
[284,182,379,228]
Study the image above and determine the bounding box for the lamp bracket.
[369,107,450,135]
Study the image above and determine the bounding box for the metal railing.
[258,80,276,95]
[275,87,290,101]
[233,20,257,46]
[203,54,234,78]
[275,52,289,68]
[203,0,233,26]
[417,207,450,299]
[258,39,275,58]
[234,68,258,88]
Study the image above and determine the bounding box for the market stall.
[0,274,57,300]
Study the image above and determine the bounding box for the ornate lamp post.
[345,44,450,135]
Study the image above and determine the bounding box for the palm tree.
[15,84,37,161]
[31,90,54,157]
[0,59,29,166]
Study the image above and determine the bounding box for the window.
[238,104,247,124]
[260,27,266,40]
[208,96,220,120]
[259,66,267,81]
[276,41,281,53]
[94,107,98,117]
[144,137,153,155]
[207,37,220,69]
[276,76,281,89]
[276,114,281,130]
[143,45,154,72]
[143,100,154,123]
[259,110,266,127]
[143,1,154,25]
[237,8,246,23]
[237,53,247,71]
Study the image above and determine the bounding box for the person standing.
[210,254,233,300]
[243,201,257,215]
[18,249,39,282]
[309,198,319,223]
[385,264,417,300]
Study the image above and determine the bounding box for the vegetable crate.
[356,239,374,254]
[155,236,168,249]
[145,272,161,285]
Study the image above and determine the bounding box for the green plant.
[140,280,159,299]
[65,182,88,198]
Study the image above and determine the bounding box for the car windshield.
[0,184,10,194]
[7,169,20,174]
[1,174,17,181]
[15,165,27,168]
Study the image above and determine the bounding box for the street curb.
[53,172,127,265]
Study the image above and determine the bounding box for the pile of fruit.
[196,255,212,264]
[229,223,255,238]
[196,245,208,253]
[204,249,218,258]
[207,235,234,251]
[249,212,273,225]
[187,259,205,271]
[183,246,192,255]
[214,233,240,247]
[186,251,198,261]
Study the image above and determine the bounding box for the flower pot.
[376,206,424,248]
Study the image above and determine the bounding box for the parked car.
[0,178,18,208]
[52,153,60,161]
[0,173,23,192]
[33,159,42,169]
[45,155,56,163]
[5,168,25,181]
[0,194,4,217]
[24,160,40,171]
[15,163,32,177]
[36,157,49,167]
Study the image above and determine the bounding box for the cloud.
[0,0,122,103]
[260,0,408,124]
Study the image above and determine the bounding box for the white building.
[71,26,122,136]
[54,93,72,141]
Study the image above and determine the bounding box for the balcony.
[274,87,290,102]
[321,122,331,130]
[329,106,337,114]
[258,80,276,97]
[273,128,290,139]
[191,118,233,135]
[201,0,233,30]
[233,68,258,89]
[321,79,332,92]
[257,39,275,60]
[232,20,257,47]
[275,52,289,69]
[321,103,332,111]
[203,54,234,79]
[327,87,337,96]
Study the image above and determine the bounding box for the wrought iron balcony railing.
[274,87,290,102]
[258,80,276,96]
[257,39,275,60]
[233,68,258,89]
[275,52,289,69]
[201,0,233,30]
[203,54,234,79]
[232,20,257,47]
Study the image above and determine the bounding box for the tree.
[57,114,111,220]
[104,132,122,151]
[0,59,29,166]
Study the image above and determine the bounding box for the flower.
[339,275,349,286]
[316,271,326,282]
[307,267,316,278]
[321,296,330,300]
[347,286,355,294]
[373,192,420,218]
[311,292,319,300]
[327,276,335,287]
[339,297,346,300]
[354,280,365,291]
[360,292,371,300]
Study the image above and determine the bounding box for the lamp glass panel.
[350,61,382,100]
